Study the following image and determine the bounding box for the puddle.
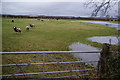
[71,21,120,30]
[69,42,100,67]
[88,36,120,45]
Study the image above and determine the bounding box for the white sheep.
[30,24,35,27]
[26,26,30,31]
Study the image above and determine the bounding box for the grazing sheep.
[26,26,30,31]
[13,27,21,33]
[30,24,35,27]
[12,20,14,22]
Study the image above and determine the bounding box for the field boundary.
[1,51,100,78]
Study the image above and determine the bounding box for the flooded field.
[69,42,100,67]
[88,36,120,45]
[72,21,120,30]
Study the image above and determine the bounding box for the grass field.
[2,18,118,78]
[2,18,117,51]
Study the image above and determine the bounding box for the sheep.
[26,26,30,31]
[30,24,35,27]
[12,20,14,22]
[13,27,21,33]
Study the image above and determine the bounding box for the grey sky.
[1,0,87,2]
[2,2,118,17]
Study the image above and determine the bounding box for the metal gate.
[0,51,100,79]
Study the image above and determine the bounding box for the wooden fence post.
[118,30,120,52]
[98,43,111,78]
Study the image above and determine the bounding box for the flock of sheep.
[12,20,35,33]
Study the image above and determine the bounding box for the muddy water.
[69,42,100,67]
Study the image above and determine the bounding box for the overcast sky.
[1,0,119,17]
[1,0,87,2]
[2,2,92,17]
[2,0,118,2]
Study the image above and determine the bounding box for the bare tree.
[84,0,119,17]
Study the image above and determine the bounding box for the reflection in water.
[69,42,100,67]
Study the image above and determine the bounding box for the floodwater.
[69,42,100,67]
[72,21,120,30]
[88,36,120,45]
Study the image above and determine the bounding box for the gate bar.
[1,61,98,67]
[1,69,94,77]
[0,51,100,54]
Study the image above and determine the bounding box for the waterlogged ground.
[71,20,119,45]
[69,42,100,67]
[87,36,120,45]
[72,21,120,30]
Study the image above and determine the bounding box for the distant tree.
[84,0,119,17]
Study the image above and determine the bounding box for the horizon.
[1,2,119,18]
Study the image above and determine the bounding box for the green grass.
[2,18,117,51]
[2,18,118,78]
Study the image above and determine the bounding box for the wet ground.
[71,20,120,45]
[88,36,120,45]
[69,21,119,67]
[72,21,120,30]
[69,42,100,67]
